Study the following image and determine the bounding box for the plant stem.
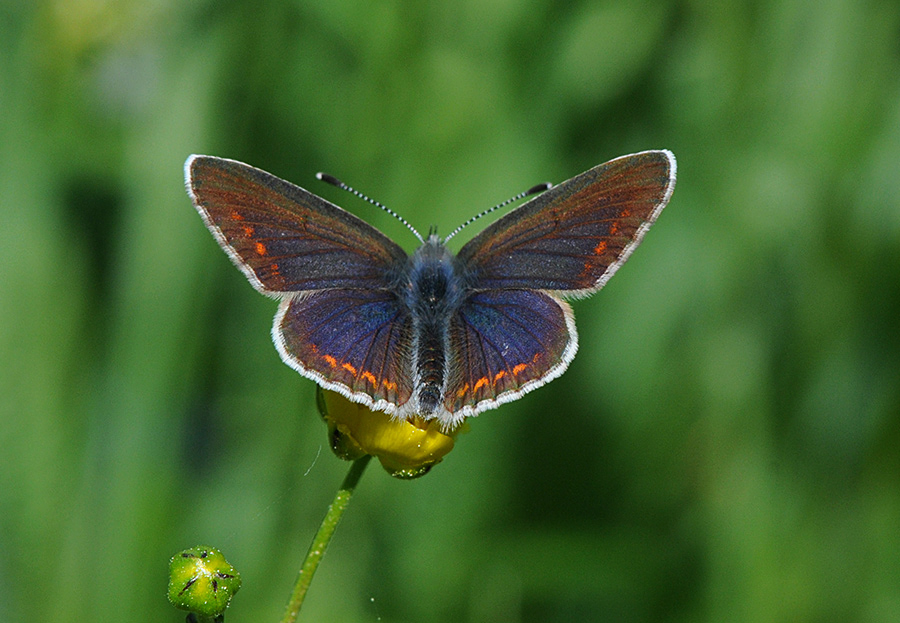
[280,455,372,623]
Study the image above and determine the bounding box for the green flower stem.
[280,455,372,623]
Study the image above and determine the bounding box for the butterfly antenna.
[443,182,551,243]
[317,172,424,243]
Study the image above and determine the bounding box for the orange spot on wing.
[255,242,267,256]
[608,211,630,236]
[456,383,470,398]
[593,240,607,255]
[361,371,377,385]
[323,354,337,368]
[512,363,528,375]
[242,225,255,237]
[382,379,398,391]
[473,377,489,391]
[230,210,244,221]
[493,370,506,382]
[342,362,357,376]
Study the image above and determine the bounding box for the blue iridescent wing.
[275,288,413,410]
[443,290,575,421]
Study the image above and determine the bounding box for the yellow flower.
[316,388,461,479]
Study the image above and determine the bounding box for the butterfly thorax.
[405,235,465,416]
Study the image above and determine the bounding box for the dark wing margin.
[456,150,675,295]
[274,288,413,410]
[185,155,408,294]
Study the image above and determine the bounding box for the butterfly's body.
[405,237,465,418]
[186,150,676,429]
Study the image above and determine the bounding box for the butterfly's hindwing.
[445,290,575,417]
[275,288,414,408]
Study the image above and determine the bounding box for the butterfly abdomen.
[416,323,445,413]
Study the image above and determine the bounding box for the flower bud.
[168,546,241,618]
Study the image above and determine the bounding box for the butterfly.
[185,150,676,429]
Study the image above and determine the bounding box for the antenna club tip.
[317,172,343,187]
[528,182,552,195]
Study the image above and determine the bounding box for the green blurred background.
[3,1,900,621]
